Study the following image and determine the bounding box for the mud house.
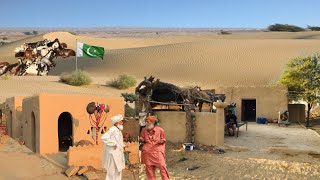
[215,85,288,122]
[157,85,289,122]
[5,93,124,154]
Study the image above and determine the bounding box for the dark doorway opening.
[58,112,73,152]
[8,110,12,137]
[242,99,256,121]
[31,112,36,152]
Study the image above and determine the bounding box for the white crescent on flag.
[86,47,97,57]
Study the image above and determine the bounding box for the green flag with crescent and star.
[77,42,104,59]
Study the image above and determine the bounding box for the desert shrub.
[107,74,137,89]
[307,26,320,31]
[23,31,39,35]
[2,37,8,40]
[267,24,305,32]
[0,42,8,46]
[0,74,10,80]
[59,70,92,86]
[69,32,77,35]
[23,32,33,35]
[218,30,232,35]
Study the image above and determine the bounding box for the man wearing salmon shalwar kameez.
[140,116,170,180]
[101,115,126,180]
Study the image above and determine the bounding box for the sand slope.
[0,31,320,87]
[51,38,320,87]
[0,76,135,103]
[0,35,44,62]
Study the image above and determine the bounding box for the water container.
[183,143,194,151]
[257,117,261,124]
[263,118,267,124]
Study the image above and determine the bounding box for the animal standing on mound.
[0,38,75,76]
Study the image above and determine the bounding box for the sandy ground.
[0,76,136,103]
[138,123,320,179]
[1,123,319,179]
[0,135,80,180]
[0,135,138,180]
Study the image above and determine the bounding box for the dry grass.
[107,74,137,89]
[59,70,92,86]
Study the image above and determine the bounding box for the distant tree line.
[218,30,232,35]
[267,24,320,32]
[307,26,320,31]
[268,24,305,32]
[23,31,39,36]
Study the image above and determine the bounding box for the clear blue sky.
[1,0,319,28]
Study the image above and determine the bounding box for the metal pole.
[75,39,78,71]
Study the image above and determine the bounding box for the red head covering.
[146,116,157,123]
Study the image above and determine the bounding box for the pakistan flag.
[76,42,104,59]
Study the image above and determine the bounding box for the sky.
[1,0,319,28]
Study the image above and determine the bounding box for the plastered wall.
[154,111,186,143]
[194,112,219,146]
[123,118,140,140]
[22,96,40,153]
[5,96,23,139]
[154,110,224,146]
[216,86,288,121]
[21,94,124,154]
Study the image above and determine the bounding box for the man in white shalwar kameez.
[101,115,126,180]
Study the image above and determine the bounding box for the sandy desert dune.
[0,31,320,91]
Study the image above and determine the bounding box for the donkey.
[58,48,76,58]
[0,60,22,76]
[24,39,51,50]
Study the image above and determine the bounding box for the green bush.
[59,70,92,86]
[0,74,10,80]
[107,74,137,89]
[23,31,39,36]
[69,32,77,35]
[0,42,8,46]
[121,93,139,103]
[218,30,232,35]
[23,32,33,35]
[267,24,305,32]
[307,26,320,31]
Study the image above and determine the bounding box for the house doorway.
[242,99,256,121]
[58,112,73,152]
[8,110,12,137]
[31,112,36,152]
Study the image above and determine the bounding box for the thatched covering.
[136,76,225,105]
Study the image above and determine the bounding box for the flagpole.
[75,39,78,71]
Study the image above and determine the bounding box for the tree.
[278,53,320,127]
[307,25,320,31]
[268,24,305,32]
